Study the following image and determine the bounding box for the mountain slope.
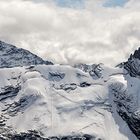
[0,64,137,140]
[0,41,140,140]
[0,41,53,68]
[123,47,140,77]
[113,47,140,139]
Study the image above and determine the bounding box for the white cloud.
[0,0,140,66]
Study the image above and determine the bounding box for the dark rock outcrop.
[74,64,103,79]
[123,48,140,77]
[0,86,21,101]
[0,41,53,68]
[48,72,65,82]
[109,82,140,139]
[1,130,96,140]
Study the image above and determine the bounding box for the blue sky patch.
[32,0,128,8]
[103,0,128,7]
[54,0,85,8]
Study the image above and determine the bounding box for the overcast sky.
[0,0,140,66]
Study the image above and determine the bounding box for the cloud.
[0,0,140,66]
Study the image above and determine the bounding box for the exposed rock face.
[0,86,21,101]
[118,48,140,138]
[1,40,140,140]
[123,48,140,77]
[1,130,96,140]
[48,72,65,82]
[74,63,103,79]
[0,41,53,68]
[119,111,140,140]
[109,80,140,139]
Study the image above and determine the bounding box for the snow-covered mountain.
[0,41,53,68]
[0,41,140,140]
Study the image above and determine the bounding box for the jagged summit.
[74,63,103,79]
[0,42,140,140]
[123,47,140,77]
[0,41,53,68]
[132,47,140,59]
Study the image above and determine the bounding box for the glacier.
[0,41,140,140]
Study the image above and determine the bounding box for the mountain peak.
[0,41,53,68]
[132,47,140,59]
[0,42,139,140]
[123,47,140,77]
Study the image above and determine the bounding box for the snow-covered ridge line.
[0,41,140,140]
[0,40,53,68]
[122,47,140,77]
[0,64,137,140]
